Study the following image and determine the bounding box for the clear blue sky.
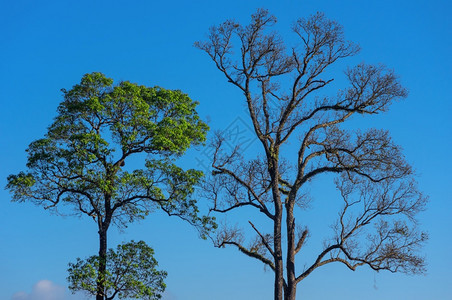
[1,0,451,299]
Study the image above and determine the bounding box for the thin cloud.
[11,280,86,300]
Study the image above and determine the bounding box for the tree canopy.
[68,241,167,300]
[7,72,211,227]
[197,9,427,300]
[6,72,215,299]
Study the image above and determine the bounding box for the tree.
[68,240,167,300]
[6,72,214,300]
[196,9,427,300]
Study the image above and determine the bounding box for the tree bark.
[274,209,283,300]
[96,227,107,300]
[285,200,296,300]
[270,158,284,300]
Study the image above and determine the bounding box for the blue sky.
[1,0,451,299]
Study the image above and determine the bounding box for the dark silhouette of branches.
[197,9,426,300]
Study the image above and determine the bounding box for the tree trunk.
[274,211,283,300]
[270,159,284,300]
[97,194,112,300]
[285,201,296,300]
[96,227,107,300]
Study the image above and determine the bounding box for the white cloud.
[11,291,28,300]
[11,280,85,300]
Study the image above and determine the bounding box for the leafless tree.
[196,9,427,300]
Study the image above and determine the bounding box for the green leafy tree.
[197,9,427,300]
[6,72,214,300]
[68,240,167,300]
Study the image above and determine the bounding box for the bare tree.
[196,9,427,300]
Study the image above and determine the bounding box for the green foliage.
[6,72,214,233]
[68,241,167,300]
[53,72,208,156]
[5,72,215,299]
